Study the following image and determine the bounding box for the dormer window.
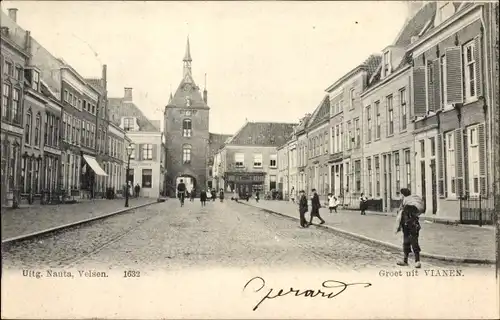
[123,117,135,131]
[31,70,40,91]
[436,2,454,25]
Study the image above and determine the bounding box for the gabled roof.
[85,78,105,93]
[306,96,330,130]
[108,97,160,132]
[226,121,296,147]
[325,53,382,92]
[393,2,437,47]
[208,133,232,156]
[167,75,208,110]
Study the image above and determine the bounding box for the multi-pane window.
[420,140,425,158]
[25,111,32,145]
[324,130,328,153]
[375,156,380,196]
[44,113,49,145]
[32,71,40,91]
[182,119,192,137]
[15,67,22,81]
[394,152,400,194]
[467,125,479,196]
[234,153,244,167]
[400,88,407,130]
[253,153,263,167]
[463,41,476,100]
[367,157,372,196]
[349,89,355,109]
[142,144,153,160]
[34,114,40,146]
[354,160,361,192]
[336,125,341,152]
[124,117,134,131]
[345,161,350,192]
[12,88,20,123]
[270,154,277,168]
[405,149,411,189]
[4,61,12,75]
[446,131,456,197]
[2,83,10,119]
[366,106,372,143]
[440,55,447,107]
[387,95,394,135]
[347,121,352,150]
[354,118,360,148]
[182,145,192,163]
[81,121,86,145]
[375,101,381,139]
[383,51,390,76]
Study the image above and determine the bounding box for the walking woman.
[396,188,424,268]
[359,193,368,215]
[200,189,207,206]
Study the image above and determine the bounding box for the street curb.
[238,202,495,265]
[1,201,159,245]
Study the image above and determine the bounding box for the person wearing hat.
[298,190,308,228]
[396,188,423,268]
[308,188,325,226]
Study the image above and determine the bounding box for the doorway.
[430,159,437,214]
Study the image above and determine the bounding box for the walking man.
[219,188,224,202]
[190,187,196,202]
[177,179,186,207]
[134,183,141,198]
[396,188,423,268]
[298,190,308,228]
[290,187,295,203]
[308,189,325,225]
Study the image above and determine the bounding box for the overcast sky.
[2,1,407,135]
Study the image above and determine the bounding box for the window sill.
[387,134,394,138]
[374,137,381,142]
[399,130,407,134]
[269,167,277,169]
[445,197,459,201]
[253,166,263,168]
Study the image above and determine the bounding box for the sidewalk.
[238,200,496,263]
[1,198,157,241]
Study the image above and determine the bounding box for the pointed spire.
[169,92,173,103]
[183,36,192,62]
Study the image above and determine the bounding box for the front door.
[383,155,388,211]
[420,160,427,213]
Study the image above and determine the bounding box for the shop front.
[81,154,108,198]
[225,172,266,197]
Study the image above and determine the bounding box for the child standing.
[328,193,338,213]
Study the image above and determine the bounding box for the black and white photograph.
[1,1,499,319]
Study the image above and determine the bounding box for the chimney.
[102,64,107,89]
[203,89,207,104]
[8,8,18,22]
[25,30,31,54]
[124,87,133,102]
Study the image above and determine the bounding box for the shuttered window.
[473,36,482,98]
[478,123,487,197]
[437,134,445,197]
[375,156,380,196]
[413,66,426,117]
[387,95,394,135]
[467,125,480,197]
[445,47,463,105]
[440,55,448,108]
[366,106,372,142]
[375,101,381,139]
[404,150,411,190]
[400,89,407,130]
[454,129,464,198]
[367,157,372,196]
[431,59,441,112]
[446,131,456,198]
[463,40,477,101]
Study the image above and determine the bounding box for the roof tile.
[108,97,160,132]
[228,122,296,147]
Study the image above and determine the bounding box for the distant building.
[215,121,295,197]
[163,38,210,197]
[109,88,163,198]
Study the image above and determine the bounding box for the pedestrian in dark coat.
[219,189,224,202]
[211,189,216,202]
[255,191,260,203]
[396,188,423,268]
[298,190,308,228]
[200,190,207,206]
[190,188,196,201]
[308,189,325,225]
[360,193,368,215]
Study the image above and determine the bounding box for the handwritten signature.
[243,276,372,311]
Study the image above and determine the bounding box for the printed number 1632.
[124,271,141,278]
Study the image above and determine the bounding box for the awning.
[83,155,108,176]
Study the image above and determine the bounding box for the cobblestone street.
[2,199,493,272]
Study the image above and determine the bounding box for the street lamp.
[125,143,134,207]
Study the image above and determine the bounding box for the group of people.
[176,179,224,207]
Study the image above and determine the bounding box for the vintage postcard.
[1,1,499,319]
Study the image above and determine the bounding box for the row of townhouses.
[1,8,165,208]
[276,2,498,222]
